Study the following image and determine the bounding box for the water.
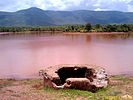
[0,33,133,79]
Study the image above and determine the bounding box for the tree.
[95,24,101,29]
[85,23,92,32]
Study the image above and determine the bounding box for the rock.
[39,64,109,92]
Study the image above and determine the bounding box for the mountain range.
[0,7,133,26]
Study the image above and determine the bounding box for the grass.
[41,75,133,100]
[43,86,112,99]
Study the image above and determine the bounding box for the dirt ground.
[0,79,55,100]
[0,75,133,100]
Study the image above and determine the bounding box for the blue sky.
[0,0,133,12]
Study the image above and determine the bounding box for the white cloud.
[93,0,129,11]
[128,5,133,12]
[0,0,133,12]
[95,8,108,11]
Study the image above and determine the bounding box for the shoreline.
[63,32,132,35]
[0,31,132,35]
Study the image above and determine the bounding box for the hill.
[0,7,133,26]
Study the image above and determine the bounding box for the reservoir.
[0,33,133,79]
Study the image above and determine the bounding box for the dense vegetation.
[1,7,133,26]
[0,24,133,33]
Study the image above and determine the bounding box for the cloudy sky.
[0,0,133,12]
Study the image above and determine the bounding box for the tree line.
[0,24,133,32]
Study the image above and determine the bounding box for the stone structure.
[39,64,109,92]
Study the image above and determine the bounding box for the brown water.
[0,33,133,79]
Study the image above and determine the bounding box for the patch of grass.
[11,94,21,97]
[0,79,15,88]
[43,86,113,99]
[111,75,133,81]
[111,75,133,85]
[22,79,41,85]
[42,75,133,99]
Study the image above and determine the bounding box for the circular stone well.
[39,64,109,92]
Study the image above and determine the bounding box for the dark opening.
[56,66,94,85]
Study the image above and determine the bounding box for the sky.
[0,0,133,12]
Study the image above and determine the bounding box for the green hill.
[0,7,133,26]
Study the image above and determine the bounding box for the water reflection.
[0,31,62,39]
[64,33,133,43]
[1,32,133,40]
[96,33,133,40]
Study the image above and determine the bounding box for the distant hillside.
[0,7,133,26]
